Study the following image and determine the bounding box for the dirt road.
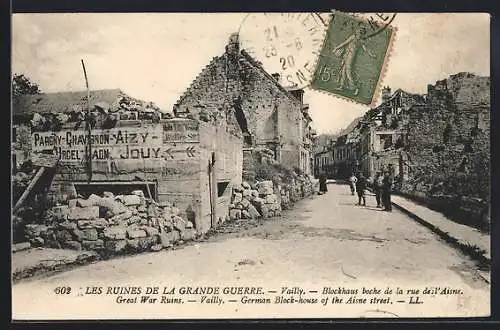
[12,183,490,319]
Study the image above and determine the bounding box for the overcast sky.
[12,13,490,134]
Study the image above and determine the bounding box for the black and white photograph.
[10,12,491,319]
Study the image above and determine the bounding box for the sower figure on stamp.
[332,22,376,96]
[355,172,367,206]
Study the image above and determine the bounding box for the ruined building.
[174,33,314,180]
[402,73,490,227]
[12,89,243,235]
[357,87,425,179]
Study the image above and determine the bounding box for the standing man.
[356,172,367,206]
[319,172,328,195]
[382,171,393,212]
[374,170,384,208]
[348,173,357,195]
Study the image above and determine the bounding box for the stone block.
[158,229,180,247]
[76,198,92,208]
[185,221,194,229]
[181,228,196,241]
[83,228,99,241]
[51,205,70,222]
[73,229,86,242]
[241,210,251,219]
[142,226,159,237]
[29,237,45,247]
[127,228,147,239]
[242,181,251,189]
[103,226,127,240]
[132,190,145,198]
[58,221,77,231]
[172,216,188,231]
[260,204,272,218]
[87,194,103,206]
[259,187,274,195]
[150,244,163,252]
[242,189,252,198]
[229,209,241,220]
[25,224,49,238]
[68,199,78,208]
[56,230,73,243]
[63,240,82,251]
[82,239,104,250]
[68,206,99,220]
[239,198,251,209]
[105,239,127,253]
[12,242,31,252]
[170,207,180,216]
[265,194,278,204]
[120,195,142,206]
[92,218,109,229]
[137,205,147,213]
[102,191,114,198]
[127,215,142,225]
[108,209,133,225]
[232,192,243,204]
[98,198,129,217]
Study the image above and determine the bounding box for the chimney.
[381,86,391,103]
[226,33,240,55]
[271,73,281,82]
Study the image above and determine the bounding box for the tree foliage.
[12,73,41,97]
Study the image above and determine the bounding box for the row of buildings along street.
[313,73,490,232]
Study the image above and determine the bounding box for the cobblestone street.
[12,183,490,319]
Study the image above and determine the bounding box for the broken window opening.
[74,182,157,200]
[217,181,230,198]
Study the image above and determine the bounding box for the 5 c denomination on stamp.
[310,11,396,105]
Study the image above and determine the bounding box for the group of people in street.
[348,170,393,211]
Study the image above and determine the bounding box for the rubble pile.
[28,94,168,132]
[23,190,197,255]
[228,180,281,220]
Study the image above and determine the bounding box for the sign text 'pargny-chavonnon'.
[30,125,199,163]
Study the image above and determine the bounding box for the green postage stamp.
[310,11,395,105]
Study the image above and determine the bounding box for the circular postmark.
[343,12,397,39]
[238,13,331,89]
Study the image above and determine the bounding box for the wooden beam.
[13,167,46,213]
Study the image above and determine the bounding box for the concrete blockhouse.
[12,90,243,234]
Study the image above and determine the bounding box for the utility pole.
[81,59,92,183]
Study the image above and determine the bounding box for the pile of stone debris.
[23,190,196,255]
[28,94,168,132]
[229,181,282,220]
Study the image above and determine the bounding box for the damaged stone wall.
[175,37,304,172]
[403,73,490,229]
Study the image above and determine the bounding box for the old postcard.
[11,12,491,319]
